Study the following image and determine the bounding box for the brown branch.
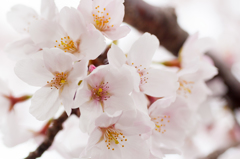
[25,108,80,159]
[124,0,240,111]
[124,0,188,55]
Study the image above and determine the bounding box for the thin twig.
[25,108,80,159]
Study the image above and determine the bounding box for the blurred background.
[1,0,240,158]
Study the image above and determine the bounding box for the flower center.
[131,63,149,86]
[178,79,194,97]
[92,6,113,31]
[103,127,127,150]
[47,72,68,90]
[91,82,110,102]
[54,36,78,53]
[151,115,171,134]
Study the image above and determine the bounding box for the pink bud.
[89,64,96,73]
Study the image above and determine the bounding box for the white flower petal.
[29,20,66,48]
[59,7,86,42]
[141,68,178,97]
[79,101,103,133]
[131,91,149,114]
[127,33,159,68]
[108,44,126,68]
[120,136,149,159]
[95,111,122,128]
[43,48,73,74]
[77,0,94,23]
[68,58,89,81]
[79,29,106,60]
[103,25,130,40]
[14,58,53,87]
[74,81,92,108]
[61,84,76,116]
[7,4,38,34]
[5,37,40,61]
[40,0,58,21]
[30,87,61,120]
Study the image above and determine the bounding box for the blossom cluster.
[2,0,218,158]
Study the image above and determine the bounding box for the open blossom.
[78,0,130,40]
[74,65,135,133]
[148,97,193,158]
[80,110,153,159]
[108,33,179,97]
[29,7,106,61]
[15,48,88,120]
[177,33,218,110]
[5,0,58,60]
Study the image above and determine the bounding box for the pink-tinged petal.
[120,136,149,159]
[126,65,141,92]
[150,150,164,159]
[14,58,53,87]
[89,141,121,159]
[77,0,94,23]
[43,48,73,74]
[105,94,134,113]
[79,101,103,133]
[197,59,218,81]
[29,20,66,48]
[79,29,106,60]
[127,33,159,68]
[40,0,58,21]
[73,81,92,108]
[92,0,113,9]
[30,87,61,120]
[92,0,124,28]
[5,37,40,61]
[103,0,124,27]
[61,84,76,115]
[150,97,192,148]
[131,91,149,114]
[7,4,38,34]
[85,127,103,151]
[149,96,176,114]
[116,110,154,136]
[108,44,126,68]
[59,7,86,42]
[68,58,89,81]
[95,111,122,128]
[104,66,134,96]
[103,25,130,40]
[141,68,178,97]
[188,81,212,111]
[85,65,108,87]
[181,33,214,68]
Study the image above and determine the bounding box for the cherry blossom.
[148,97,193,157]
[80,110,153,159]
[29,7,106,61]
[177,33,218,110]
[5,0,58,60]
[78,0,130,40]
[108,33,179,97]
[15,49,88,120]
[74,65,135,133]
